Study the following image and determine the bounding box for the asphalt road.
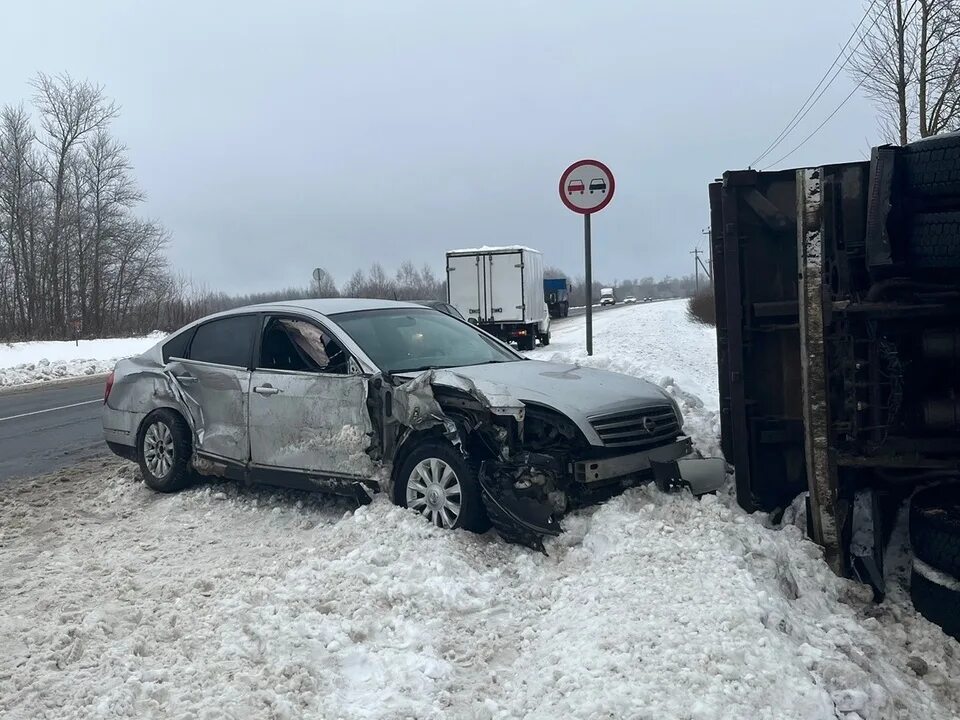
[563,297,672,319]
[0,376,109,483]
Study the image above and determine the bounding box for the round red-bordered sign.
[559,159,615,214]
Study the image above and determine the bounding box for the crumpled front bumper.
[573,437,726,497]
[574,437,694,484]
[481,437,728,553]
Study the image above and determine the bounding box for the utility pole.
[702,226,713,281]
[691,247,703,293]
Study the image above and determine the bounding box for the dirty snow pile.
[0,332,164,387]
[2,301,959,720]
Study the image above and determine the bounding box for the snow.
[446,245,541,255]
[0,332,164,388]
[2,300,960,719]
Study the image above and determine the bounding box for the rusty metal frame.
[797,167,845,575]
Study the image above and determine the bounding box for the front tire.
[396,441,489,532]
[137,409,193,493]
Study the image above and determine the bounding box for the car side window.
[187,315,258,367]
[162,328,195,362]
[258,317,349,375]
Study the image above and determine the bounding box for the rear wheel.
[137,409,193,492]
[911,483,960,577]
[904,212,960,269]
[396,441,489,532]
[901,132,960,200]
[911,565,960,640]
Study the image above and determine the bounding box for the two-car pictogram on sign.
[559,160,615,214]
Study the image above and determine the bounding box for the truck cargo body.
[710,153,960,597]
[446,246,547,350]
[544,277,570,318]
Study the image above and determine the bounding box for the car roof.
[243,298,422,315]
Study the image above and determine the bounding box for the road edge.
[0,373,109,398]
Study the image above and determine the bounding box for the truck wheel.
[911,564,960,639]
[562,303,569,318]
[539,332,551,347]
[910,483,960,577]
[901,132,960,200]
[904,212,960,269]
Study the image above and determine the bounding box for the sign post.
[559,159,615,356]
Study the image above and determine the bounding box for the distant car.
[414,300,465,321]
[643,297,653,302]
[589,178,607,194]
[567,179,585,195]
[624,296,637,304]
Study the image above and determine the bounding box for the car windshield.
[331,308,519,374]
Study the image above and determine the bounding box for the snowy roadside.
[2,301,959,720]
[0,333,165,388]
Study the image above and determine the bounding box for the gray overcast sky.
[3,1,879,293]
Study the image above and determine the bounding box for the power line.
[761,0,920,171]
[750,0,881,168]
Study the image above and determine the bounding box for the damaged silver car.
[103,299,723,549]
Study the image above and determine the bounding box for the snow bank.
[0,332,164,387]
[2,301,959,719]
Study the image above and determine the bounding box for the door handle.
[253,384,282,396]
[174,373,198,385]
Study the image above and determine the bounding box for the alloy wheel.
[406,457,462,528]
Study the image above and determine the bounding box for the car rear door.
[247,315,375,479]
[170,314,258,463]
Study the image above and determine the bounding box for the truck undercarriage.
[710,145,960,604]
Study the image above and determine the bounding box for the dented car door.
[172,314,258,463]
[248,316,375,479]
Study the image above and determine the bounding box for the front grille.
[588,405,680,448]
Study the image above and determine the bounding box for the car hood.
[439,360,675,443]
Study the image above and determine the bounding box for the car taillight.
[104,371,115,404]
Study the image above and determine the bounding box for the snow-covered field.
[2,300,958,719]
[0,333,165,388]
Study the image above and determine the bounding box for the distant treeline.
[0,74,171,342]
[0,73,701,341]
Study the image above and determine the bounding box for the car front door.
[248,315,375,480]
[170,314,258,463]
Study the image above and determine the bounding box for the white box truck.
[446,246,549,350]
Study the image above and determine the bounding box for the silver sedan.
[103,299,717,548]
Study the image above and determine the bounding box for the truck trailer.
[544,277,570,318]
[710,133,960,638]
[446,246,549,351]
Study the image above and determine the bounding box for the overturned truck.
[710,133,960,637]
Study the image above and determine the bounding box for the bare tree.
[918,0,960,135]
[850,0,960,143]
[30,73,118,330]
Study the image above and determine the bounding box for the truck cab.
[599,288,616,306]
